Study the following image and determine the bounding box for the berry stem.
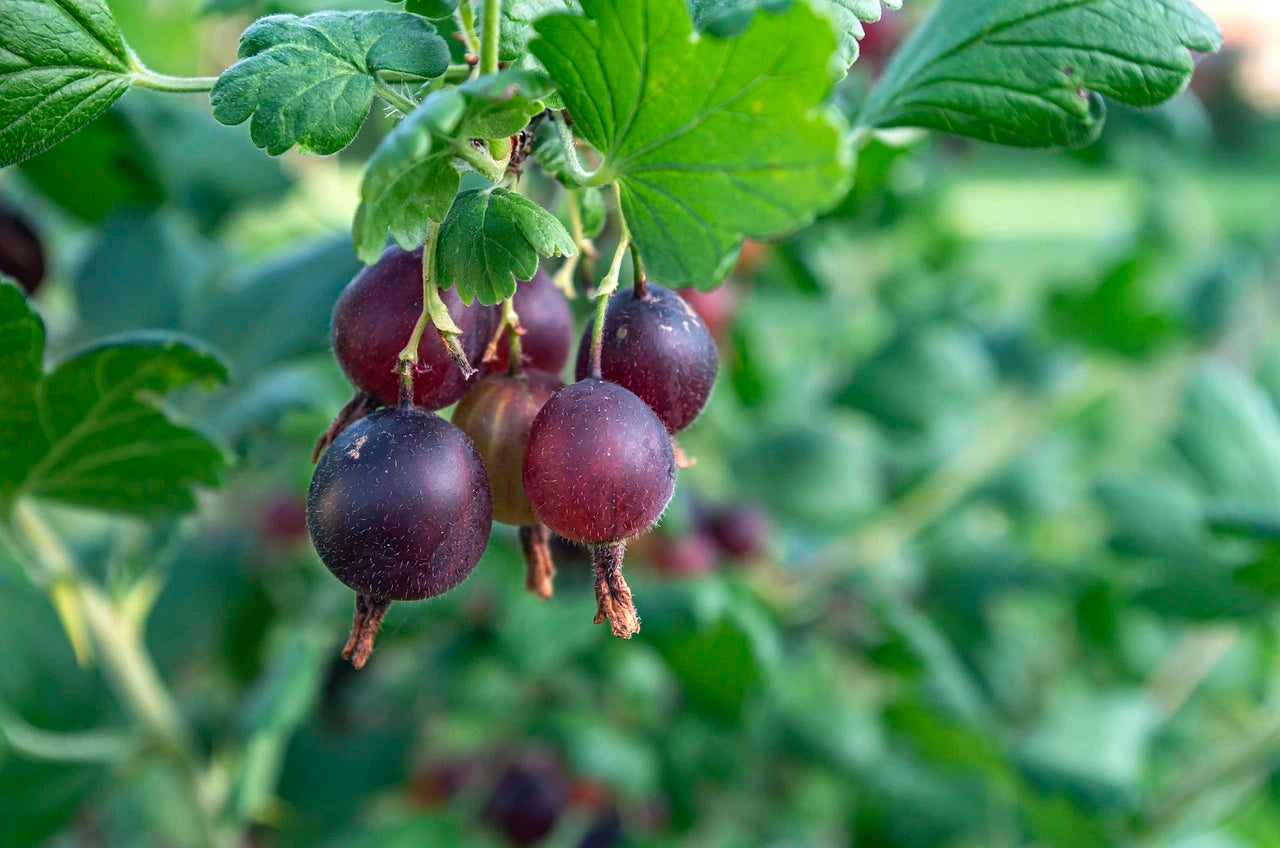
[455,0,481,60]
[504,296,523,376]
[592,542,639,638]
[552,191,594,299]
[313,392,379,462]
[373,78,418,116]
[481,295,525,375]
[519,524,557,600]
[588,187,633,377]
[631,248,647,299]
[552,111,601,187]
[479,0,501,75]
[399,223,477,388]
[588,281,610,379]
[342,594,392,670]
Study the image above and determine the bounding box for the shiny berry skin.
[307,405,492,601]
[489,270,574,375]
[452,370,563,525]
[677,284,736,343]
[0,205,46,296]
[576,282,717,433]
[523,378,675,544]
[332,245,491,409]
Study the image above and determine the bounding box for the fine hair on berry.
[523,377,675,545]
[308,404,492,665]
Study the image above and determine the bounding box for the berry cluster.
[307,246,718,666]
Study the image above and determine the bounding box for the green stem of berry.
[502,295,523,376]
[455,142,505,183]
[552,191,591,299]
[125,50,217,93]
[631,244,647,299]
[480,0,501,75]
[552,111,602,187]
[455,0,481,59]
[590,197,631,377]
[399,221,474,397]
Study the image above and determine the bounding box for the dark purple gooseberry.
[483,759,567,847]
[307,404,492,667]
[489,269,574,375]
[576,281,718,433]
[0,205,46,296]
[332,245,492,410]
[524,378,675,545]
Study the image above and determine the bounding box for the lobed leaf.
[0,0,134,166]
[211,11,450,155]
[436,188,576,305]
[0,281,229,517]
[531,0,852,288]
[353,91,463,263]
[352,70,547,263]
[858,0,1223,148]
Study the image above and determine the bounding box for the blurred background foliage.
[4,1,1280,846]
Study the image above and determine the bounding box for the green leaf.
[689,0,902,66]
[455,69,548,139]
[353,91,463,263]
[531,0,852,287]
[0,281,45,493]
[17,104,163,223]
[211,11,450,155]
[353,71,546,263]
[74,212,220,340]
[0,0,135,167]
[0,281,229,516]
[858,0,1222,148]
[495,0,581,62]
[405,0,459,19]
[1176,366,1280,507]
[436,188,576,305]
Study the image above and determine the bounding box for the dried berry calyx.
[308,403,493,667]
